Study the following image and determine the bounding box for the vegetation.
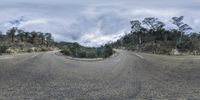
[0,27,113,58]
[1,16,200,56]
[0,45,8,53]
[110,16,200,55]
[0,27,55,54]
[58,42,114,58]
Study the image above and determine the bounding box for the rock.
[171,49,180,55]
[6,48,15,54]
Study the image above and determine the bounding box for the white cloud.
[80,28,125,47]
[129,9,179,18]
[0,0,200,46]
[19,19,48,28]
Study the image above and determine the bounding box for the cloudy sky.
[0,0,200,46]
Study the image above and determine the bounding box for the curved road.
[0,50,200,99]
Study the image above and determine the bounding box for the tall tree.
[142,17,167,41]
[38,32,45,45]
[142,17,158,31]
[24,32,29,42]
[154,21,165,31]
[155,21,166,41]
[0,31,4,42]
[6,27,18,42]
[17,29,25,42]
[45,33,53,47]
[73,42,80,57]
[0,31,3,38]
[171,16,192,42]
[130,20,146,50]
[30,31,39,44]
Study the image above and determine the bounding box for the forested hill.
[0,27,56,54]
[110,16,200,55]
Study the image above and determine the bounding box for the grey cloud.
[0,0,200,46]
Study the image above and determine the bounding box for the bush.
[0,45,8,53]
[27,48,33,52]
[85,50,97,58]
[176,41,192,52]
[102,45,113,58]
[41,48,48,52]
[60,43,114,58]
[61,48,72,56]
[77,50,87,58]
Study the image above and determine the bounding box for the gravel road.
[0,50,200,99]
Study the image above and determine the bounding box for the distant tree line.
[0,27,55,53]
[111,16,200,55]
[59,42,113,58]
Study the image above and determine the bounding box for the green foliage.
[110,16,200,54]
[6,27,17,42]
[0,45,8,54]
[102,45,113,58]
[0,27,56,53]
[59,42,113,58]
[61,48,72,56]
[5,27,55,46]
[41,48,48,52]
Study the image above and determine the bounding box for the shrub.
[0,45,8,53]
[176,41,192,52]
[61,48,72,56]
[41,48,48,52]
[77,50,87,58]
[27,49,33,52]
[60,44,114,58]
[102,45,113,58]
[85,50,97,58]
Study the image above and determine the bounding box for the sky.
[0,0,200,47]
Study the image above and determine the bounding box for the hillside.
[0,27,56,54]
[110,16,200,55]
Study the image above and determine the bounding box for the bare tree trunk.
[164,33,167,42]
[180,32,183,42]
[138,35,142,52]
[11,35,14,42]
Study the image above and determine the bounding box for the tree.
[45,33,52,41]
[103,44,113,58]
[142,17,166,41]
[24,32,29,42]
[189,32,200,50]
[45,33,53,47]
[130,20,142,44]
[6,27,18,42]
[38,32,45,45]
[72,42,80,57]
[154,21,165,30]
[130,20,146,50]
[171,16,192,42]
[142,17,158,31]
[155,21,166,41]
[17,29,25,42]
[131,20,143,32]
[30,31,39,44]
[0,31,3,40]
